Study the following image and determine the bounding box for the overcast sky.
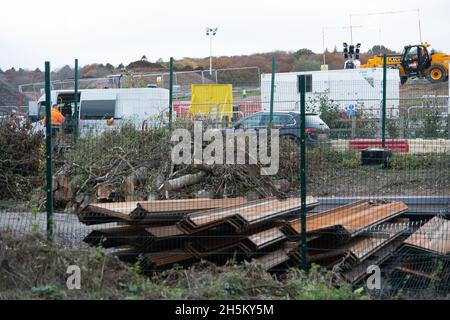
[1,0,449,70]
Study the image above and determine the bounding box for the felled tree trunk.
[123,160,160,196]
[53,171,73,202]
[162,171,207,191]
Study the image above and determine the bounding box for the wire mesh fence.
[1,63,449,299]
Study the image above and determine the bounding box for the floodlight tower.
[206,27,218,75]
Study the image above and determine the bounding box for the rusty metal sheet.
[180,197,318,233]
[84,226,153,248]
[187,227,287,258]
[79,197,247,226]
[131,198,248,224]
[141,249,194,269]
[189,241,252,261]
[78,201,139,225]
[246,227,287,250]
[84,224,186,249]
[342,239,404,283]
[342,222,409,261]
[284,201,408,237]
[135,197,247,215]
[255,247,291,271]
[404,217,450,255]
[144,225,184,238]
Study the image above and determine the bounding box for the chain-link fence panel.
[2,64,449,299]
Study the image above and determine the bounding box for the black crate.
[361,148,392,167]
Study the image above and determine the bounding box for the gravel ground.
[0,211,118,248]
[309,169,450,197]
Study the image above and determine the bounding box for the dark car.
[231,111,331,147]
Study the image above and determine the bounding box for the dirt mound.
[0,77,29,107]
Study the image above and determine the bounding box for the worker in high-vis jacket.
[43,104,65,136]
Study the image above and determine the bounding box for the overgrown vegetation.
[0,232,368,300]
[307,93,378,139]
[0,116,43,201]
[64,123,172,201]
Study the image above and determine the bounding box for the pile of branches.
[0,116,43,200]
[57,125,310,209]
[58,124,172,208]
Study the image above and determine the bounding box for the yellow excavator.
[361,43,449,85]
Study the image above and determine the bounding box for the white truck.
[32,88,170,136]
[261,68,400,117]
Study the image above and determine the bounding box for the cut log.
[52,176,59,192]
[163,171,207,191]
[97,185,115,200]
[58,174,70,191]
[54,189,71,202]
[124,166,150,195]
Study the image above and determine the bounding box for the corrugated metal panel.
[284,201,408,236]
[180,197,318,233]
[343,223,409,261]
[141,249,194,269]
[78,201,139,225]
[255,248,290,271]
[342,240,404,283]
[78,197,247,225]
[403,216,450,255]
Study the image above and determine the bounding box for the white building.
[261,68,400,117]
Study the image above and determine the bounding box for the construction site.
[0,3,449,303]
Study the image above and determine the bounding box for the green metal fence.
[0,56,449,299]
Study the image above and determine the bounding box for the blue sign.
[347,104,356,117]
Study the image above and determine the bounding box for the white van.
[33,88,170,136]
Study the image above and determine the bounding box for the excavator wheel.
[426,65,447,83]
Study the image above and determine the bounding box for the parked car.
[231,111,331,147]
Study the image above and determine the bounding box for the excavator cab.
[400,44,448,84]
[401,45,431,80]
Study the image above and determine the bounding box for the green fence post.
[269,56,276,125]
[381,54,387,148]
[169,57,174,130]
[73,59,79,144]
[45,61,53,239]
[299,75,308,272]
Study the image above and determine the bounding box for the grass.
[0,232,368,300]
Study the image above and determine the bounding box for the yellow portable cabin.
[190,84,233,124]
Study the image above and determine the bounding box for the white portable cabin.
[261,68,400,117]
[35,88,170,135]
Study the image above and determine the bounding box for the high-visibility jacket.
[43,107,65,126]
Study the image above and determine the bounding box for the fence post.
[447,109,450,140]
[169,57,174,130]
[45,61,53,239]
[73,59,79,144]
[269,56,276,125]
[351,115,356,138]
[381,54,387,148]
[299,75,308,272]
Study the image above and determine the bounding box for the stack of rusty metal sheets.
[79,197,434,278]
[80,196,319,271]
